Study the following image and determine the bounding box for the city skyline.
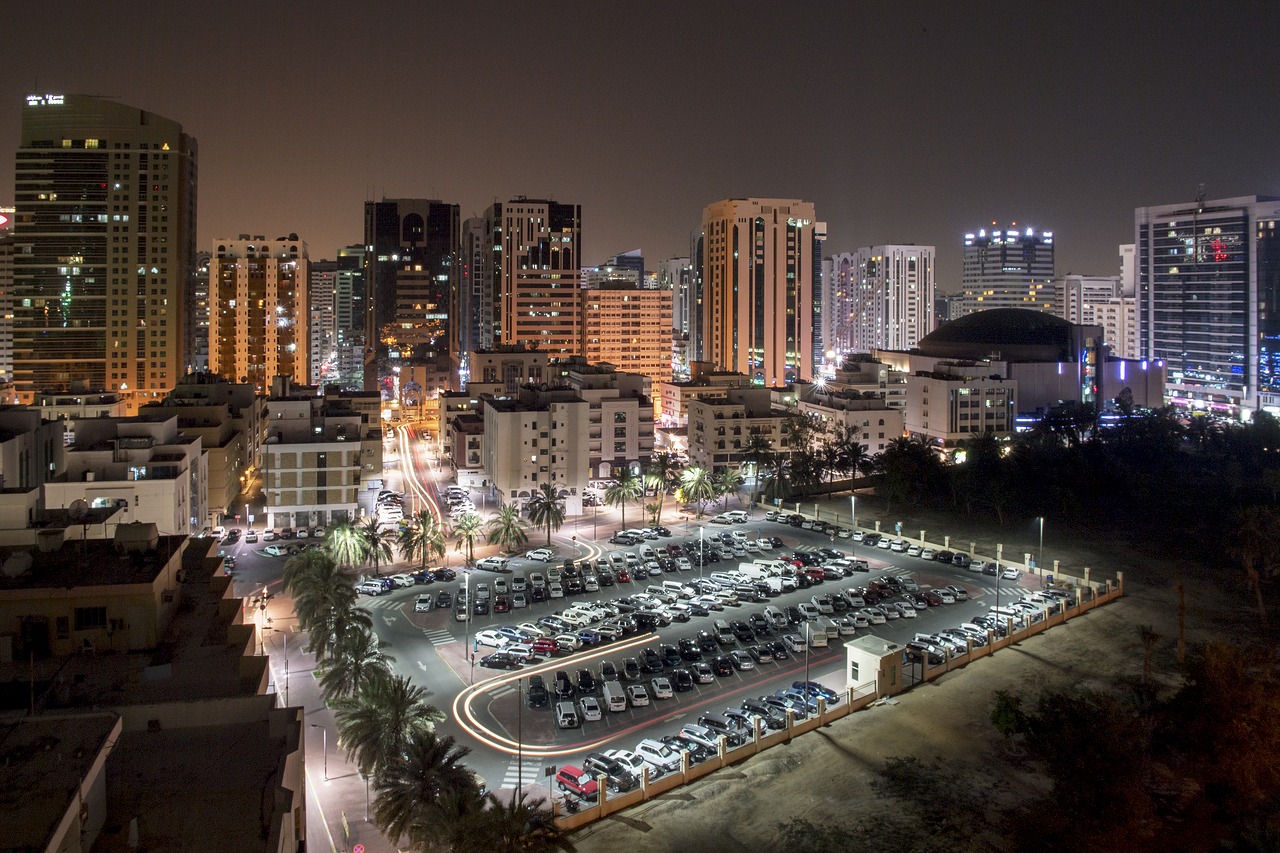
[3,3,1277,285]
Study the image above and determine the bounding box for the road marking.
[382,614,398,626]
[499,757,546,790]
[417,660,428,672]
[490,684,516,698]
[423,629,456,647]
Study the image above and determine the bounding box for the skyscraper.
[699,198,816,386]
[363,199,460,383]
[480,198,582,360]
[0,208,14,394]
[209,235,310,392]
[1136,194,1280,415]
[12,94,197,410]
[580,283,673,385]
[828,245,936,355]
[959,226,1055,316]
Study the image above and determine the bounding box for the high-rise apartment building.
[581,284,673,386]
[0,209,14,394]
[363,199,460,379]
[1053,274,1136,360]
[1136,194,1280,415]
[456,217,486,383]
[700,198,817,386]
[828,245,936,355]
[12,95,197,410]
[192,250,211,371]
[959,225,1055,316]
[309,259,337,386]
[480,198,582,359]
[209,235,310,393]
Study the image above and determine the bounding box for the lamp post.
[310,724,328,781]
[699,526,705,579]
[996,543,1003,612]
[1037,516,1045,572]
[464,570,474,684]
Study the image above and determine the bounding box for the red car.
[532,638,559,657]
[493,595,511,614]
[555,765,599,799]
[616,568,631,583]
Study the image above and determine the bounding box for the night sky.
[3,2,1277,289]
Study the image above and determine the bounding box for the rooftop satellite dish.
[1,552,33,578]
[68,499,89,523]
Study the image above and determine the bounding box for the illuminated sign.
[26,94,65,106]
[0,212,9,229]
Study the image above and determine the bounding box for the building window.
[56,617,69,640]
[613,411,627,423]
[614,441,626,453]
[74,606,108,631]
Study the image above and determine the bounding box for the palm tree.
[452,790,577,853]
[453,511,485,564]
[334,674,445,777]
[1226,504,1280,624]
[317,622,394,703]
[323,520,366,570]
[282,549,370,663]
[604,469,645,530]
[645,451,681,521]
[711,468,741,510]
[358,516,395,576]
[525,482,566,547]
[371,728,477,848]
[678,465,716,518]
[741,432,773,504]
[399,510,446,571]
[483,505,526,556]
[759,453,793,503]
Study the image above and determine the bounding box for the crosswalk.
[422,628,456,647]
[499,757,548,790]
[361,597,403,611]
[488,683,518,699]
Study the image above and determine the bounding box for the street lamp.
[996,543,1004,613]
[699,526,705,579]
[310,724,328,781]
[1037,516,1045,571]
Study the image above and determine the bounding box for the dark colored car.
[576,668,597,694]
[679,637,704,661]
[435,590,453,608]
[670,667,695,692]
[623,657,641,681]
[640,648,665,673]
[554,670,575,699]
[697,629,720,652]
[527,675,549,707]
[473,599,490,615]
[600,659,620,682]
[710,655,734,677]
[768,639,790,660]
[730,620,755,643]
[479,652,522,670]
[659,643,682,668]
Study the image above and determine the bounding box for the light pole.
[699,526,705,579]
[464,570,474,684]
[996,543,1003,613]
[310,724,327,781]
[1037,516,1044,571]
[804,621,811,693]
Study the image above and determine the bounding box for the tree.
[711,468,740,510]
[323,520,366,570]
[398,510,445,571]
[334,674,445,777]
[358,517,395,576]
[317,622,393,703]
[452,511,486,564]
[759,453,793,504]
[282,549,370,663]
[525,482,566,547]
[645,451,681,521]
[644,501,662,527]
[741,432,774,504]
[483,505,526,556]
[371,728,477,848]
[451,790,577,853]
[678,466,716,517]
[604,469,644,529]
[1226,504,1280,624]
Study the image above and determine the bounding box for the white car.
[390,573,416,588]
[850,611,871,629]
[626,683,650,707]
[650,676,673,699]
[889,539,907,552]
[858,607,886,625]
[757,539,774,550]
[634,738,682,775]
[414,594,433,612]
[894,602,918,619]
[675,557,692,570]
[603,749,652,778]
[920,548,936,560]
[1001,566,1021,581]
[475,630,509,648]
[906,545,921,557]
[877,537,893,549]
[834,615,859,636]
[554,633,582,651]
[930,588,957,604]
[526,548,555,562]
[477,556,510,571]
[512,592,528,609]
[797,602,821,620]
[548,582,564,599]
[579,696,603,722]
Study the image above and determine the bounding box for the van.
[608,552,627,569]
[737,563,767,581]
[639,544,657,561]
[602,681,628,712]
[808,626,830,648]
[763,605,787,628]
[814,616,838,640]
[556,701,580,729]
[713,619,735,646]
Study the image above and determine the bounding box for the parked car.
[526,548,555,562]
[555,765,598,798]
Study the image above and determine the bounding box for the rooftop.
[0,535,185,591]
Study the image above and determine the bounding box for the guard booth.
[845,635,905,699]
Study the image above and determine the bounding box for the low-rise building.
[657,361,751,428]
[687,386,789,473]
[43,413,207,536]
[263,380,382,530]
[795,384,905,455]
[32,388,127,445]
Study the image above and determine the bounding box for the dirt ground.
[572,499,1261,853]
